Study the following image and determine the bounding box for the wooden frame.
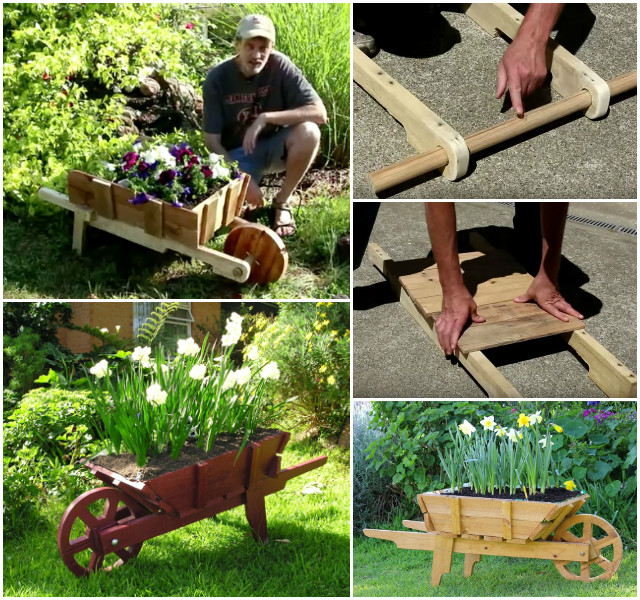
[354,2,636,192]
[366,240,637,398]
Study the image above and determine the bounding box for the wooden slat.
[451,497,461,535]
[91,179,114,218]
[502,501,512,540]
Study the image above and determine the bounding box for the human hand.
[436,288,485,355]
[496,37,548,117]
[242,114,266,155]
[514,274,583,322]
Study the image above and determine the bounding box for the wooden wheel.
[57,487,148,577]
[224,223,288,284]
[552,514,623,582]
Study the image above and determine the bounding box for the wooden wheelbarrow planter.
[365,490,623,585]
[57,431,327,577]
[353,3,637,193]
[367,234,637,397]
[38,170,288,284]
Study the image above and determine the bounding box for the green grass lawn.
[3,441,349,597]
[354,534,637,597]
[2,195,349,299]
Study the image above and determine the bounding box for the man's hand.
[242,114,266,155]
[514,273,583,322]
[496,37,548,117]
[436,288,486,355]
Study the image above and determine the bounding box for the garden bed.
[439,487,582,502]
[91,427,280,481]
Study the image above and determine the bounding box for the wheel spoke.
[115,547,134,562]
[594,534,615,550]
[103,498,119,522]
[67,534,94,555]
[88,551,105,573]
[580,562,591,581]
[582,521,593,541]
[76,506,100,529]
[594,555,613,573]
[560,530,582,544]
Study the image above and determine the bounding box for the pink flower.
[511,408,517,413]
[186,22,194,29]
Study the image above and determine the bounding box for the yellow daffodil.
[458,419,476,437]
[319,364,327,373]
[327,375,336,385]
[305,332,313,341]
[517,413,532,428]
[552,423,563,433]
[330,330,338,337]
[564,480,577,491]
[479,415,496,431]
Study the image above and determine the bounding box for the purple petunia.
[158,169,178,186]
[122,151,139,172]
[201,165,212,178]
[172,201,185,208]
[129,191,150,205]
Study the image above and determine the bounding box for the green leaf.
[588,460,612,481]
[588,433,609,445]
[604,480,622,497]
[623,446,637,469]
[555,417,589,438]
[571,466,587,480]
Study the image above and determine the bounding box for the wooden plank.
[464,553,482,578]
[143,200,164,237]
[564,330,637,398]
[353,46,469,180]
[451,497,461,535]
[91,179,114,218]
[403,519,427,532]
[502,501,512,540]
[431,535,454,586]
[363,529,589,563]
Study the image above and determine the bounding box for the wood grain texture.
[400,248,584,352]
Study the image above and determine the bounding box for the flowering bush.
[438,411,566,497]
[112,141,240,207]
[86,313,282,466]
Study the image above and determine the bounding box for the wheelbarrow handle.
[279,455,328,481]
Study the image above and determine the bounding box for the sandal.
[271,201,297,238]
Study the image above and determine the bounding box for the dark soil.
[440,487,583,502]
[90,428,281,482]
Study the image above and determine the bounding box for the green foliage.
[208,2,350,167]
[248,302,350,440]
[3,328,50,396]
[353,405,405,534]
[3,3,223,218]
[136,301,180,347]
[2,301,72,342]
[3,387,100,537]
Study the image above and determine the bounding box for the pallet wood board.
[399,249,585,353]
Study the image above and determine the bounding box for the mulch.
[90,428,281,482]
[440,487,583,502]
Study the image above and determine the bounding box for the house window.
[133,302,194,353]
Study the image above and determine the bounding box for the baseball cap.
[236,14,276,44]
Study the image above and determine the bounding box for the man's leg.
[272,121,321,236]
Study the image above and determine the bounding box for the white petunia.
[209,152,222,164]
[146,383,167,406]
[210,162,230,179]
[260,361,280,380]
[235,367,252,386]
[189,364,207,380]
[90,359,109,379]
[177,337,200,356]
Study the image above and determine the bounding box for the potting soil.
[91,428,281,482]
[440,487,583,502]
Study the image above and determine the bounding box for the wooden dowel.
[369,70,637,194]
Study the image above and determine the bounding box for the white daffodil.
[146,383,167,406]
[458,419,476,437]
[507,428,519,443]
[245,345,259,361]
[260,361,280,380]
[131,346,152,363]
[100,327,109,334]
[189,364,207,380]
[221,313,243,347]
[221,370,237,391]
[539,436,554,449]
[177,337,200,356]
[529,410,543,424]
[494,424,508,437]
[235,367,252,386]
[479,415,496,431]
[90,359,109,379]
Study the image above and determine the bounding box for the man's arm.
[203,133,233,163]
[242,101,327,154]
[425,203,485,355]
[514,203,583,321]
[496,3,564,116]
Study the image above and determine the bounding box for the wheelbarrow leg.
[245,490,268,542]
[464,552,482,577]
[72,211,90,254]
[431,534,454,586]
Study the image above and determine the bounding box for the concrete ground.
[353,3,637,199]
[353,202,637,398]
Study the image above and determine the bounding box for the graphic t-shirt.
[202,51,320,150]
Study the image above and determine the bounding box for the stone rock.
[140,76,161,97]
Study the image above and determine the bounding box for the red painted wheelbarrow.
[57,431,327,576]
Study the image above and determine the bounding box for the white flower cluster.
[189,363,207,380]
[177,337,200,357]
[140,145,177,169]
[90,359,109,379]
[260,361,280,380]
[131,346,152,367]
[221,312,243,347]
[146,383,167,406]
[221,366,252,391]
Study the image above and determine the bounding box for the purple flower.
[169,142,193,164]
[137,161,152,179]
[182,186,192,197]
[129,191,150,205]
[201,165,212,178]
[159,169,177,185]
[583,409,592,418]
[187,155,200,169]
[122,151,139,172]
[172,201,185,208]
[587,401,600,407]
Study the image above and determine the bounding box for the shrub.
[3,328,50,396]
[3,387,100,538]
[247,302,350,440]
[3,3,223,218]
[353,404,405,535]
